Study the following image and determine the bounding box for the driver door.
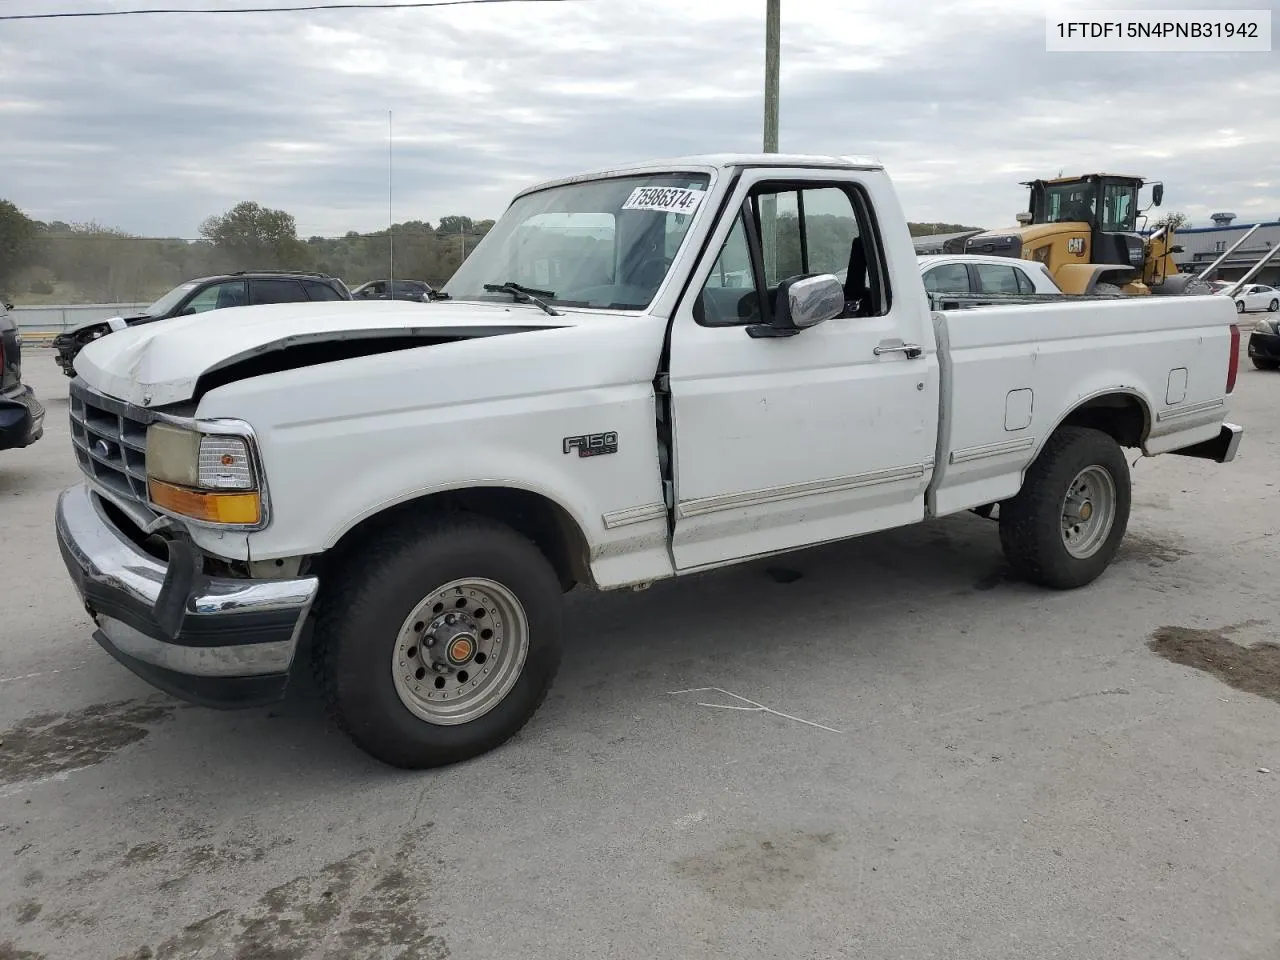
[665,169,939,570]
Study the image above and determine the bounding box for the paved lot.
[2,346,1278,960]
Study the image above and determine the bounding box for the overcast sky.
[1,0,1276,237]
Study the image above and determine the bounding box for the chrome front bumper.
[55,483,319,708]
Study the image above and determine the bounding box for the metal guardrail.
[10,303,148,339]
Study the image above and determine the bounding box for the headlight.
[1254,320,1276,334]
[145,422,263,526]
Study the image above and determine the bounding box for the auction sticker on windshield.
[621,186,705,215]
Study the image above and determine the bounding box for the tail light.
[1226,323,1240,394]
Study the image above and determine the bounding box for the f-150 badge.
[563,433,618,457]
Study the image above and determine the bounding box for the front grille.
[69,378,159,506]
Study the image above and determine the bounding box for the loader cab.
[1027,174,1148,275]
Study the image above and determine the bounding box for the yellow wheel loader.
[964,174,1209,296]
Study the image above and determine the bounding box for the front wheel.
[999,427,1131,590]
[313,513,563,769]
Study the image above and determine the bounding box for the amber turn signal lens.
[149,479,262,525]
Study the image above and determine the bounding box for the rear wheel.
[1252,357,1279,371]
[999,427,1131,589]
[313,512,563,769]
[1270,299,1278,312]
[1237,300,1246,313]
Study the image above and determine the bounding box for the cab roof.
[517,153,884,199]
[1023,174,1146,186]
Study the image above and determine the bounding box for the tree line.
[0,199,495,304]
[0,196,980,306]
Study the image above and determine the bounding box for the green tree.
[198,201,310,270]
[0,199,42,296]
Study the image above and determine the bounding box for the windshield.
[442,173,711,310]
[144,281,198,316]
[1034,181,1097,224]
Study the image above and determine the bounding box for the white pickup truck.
[56,153,1243,769]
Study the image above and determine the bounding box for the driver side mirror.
[747,274,845,339]
[1152,184,1164,207]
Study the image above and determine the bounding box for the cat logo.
[1067,238,1085,256]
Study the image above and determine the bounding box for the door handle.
[873,342,924,359]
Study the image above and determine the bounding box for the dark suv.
[0,299,45,451]
[351,279,436,303]
[52,270,352,377]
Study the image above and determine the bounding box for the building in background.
[1165,213,1280,286]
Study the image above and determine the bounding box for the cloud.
[0,0,1275,236]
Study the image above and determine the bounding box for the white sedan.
[1235,284,1279,314]
[837,255,1061,304]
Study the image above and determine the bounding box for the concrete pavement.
[2,347,1278,960]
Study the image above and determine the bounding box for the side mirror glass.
[1152,184,1164,207]
[747,273,844,339]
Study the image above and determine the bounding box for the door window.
[974,263,1021,294]
[756,187,860,288]
[696,180,888,327]
[922,263,970,293]
[249,279,307,305]
[183,281,246,314]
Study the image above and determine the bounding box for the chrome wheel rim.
[391,578,529,726]
[1060,465,1117,559]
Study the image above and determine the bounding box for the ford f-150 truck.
[55,154,1243,769]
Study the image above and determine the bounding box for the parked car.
[351,279,436,303]
[835,255,1060,307]
[51,271,352,377]
[918,254,1062,303]
[0,299,45,451]
[56,153,1242,770]
[1234,283,1279,314]
[1247,316,1280,369]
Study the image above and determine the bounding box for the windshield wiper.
[482,282,562,317]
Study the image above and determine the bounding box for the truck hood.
[74,300,575,407]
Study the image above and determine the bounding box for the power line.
[0,0,579,21]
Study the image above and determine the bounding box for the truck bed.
[926,293,1236,518]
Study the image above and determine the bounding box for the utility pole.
[388,110,394,284]
[763,0,780,153]
[761,0,780,278]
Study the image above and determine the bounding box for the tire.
[313,512,563,769]
[1252,357,1279,371]
[1093,282,1124,296]
[999,427,1131,590]
[1236,300,1246,313]
[1270,299,1278,313]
